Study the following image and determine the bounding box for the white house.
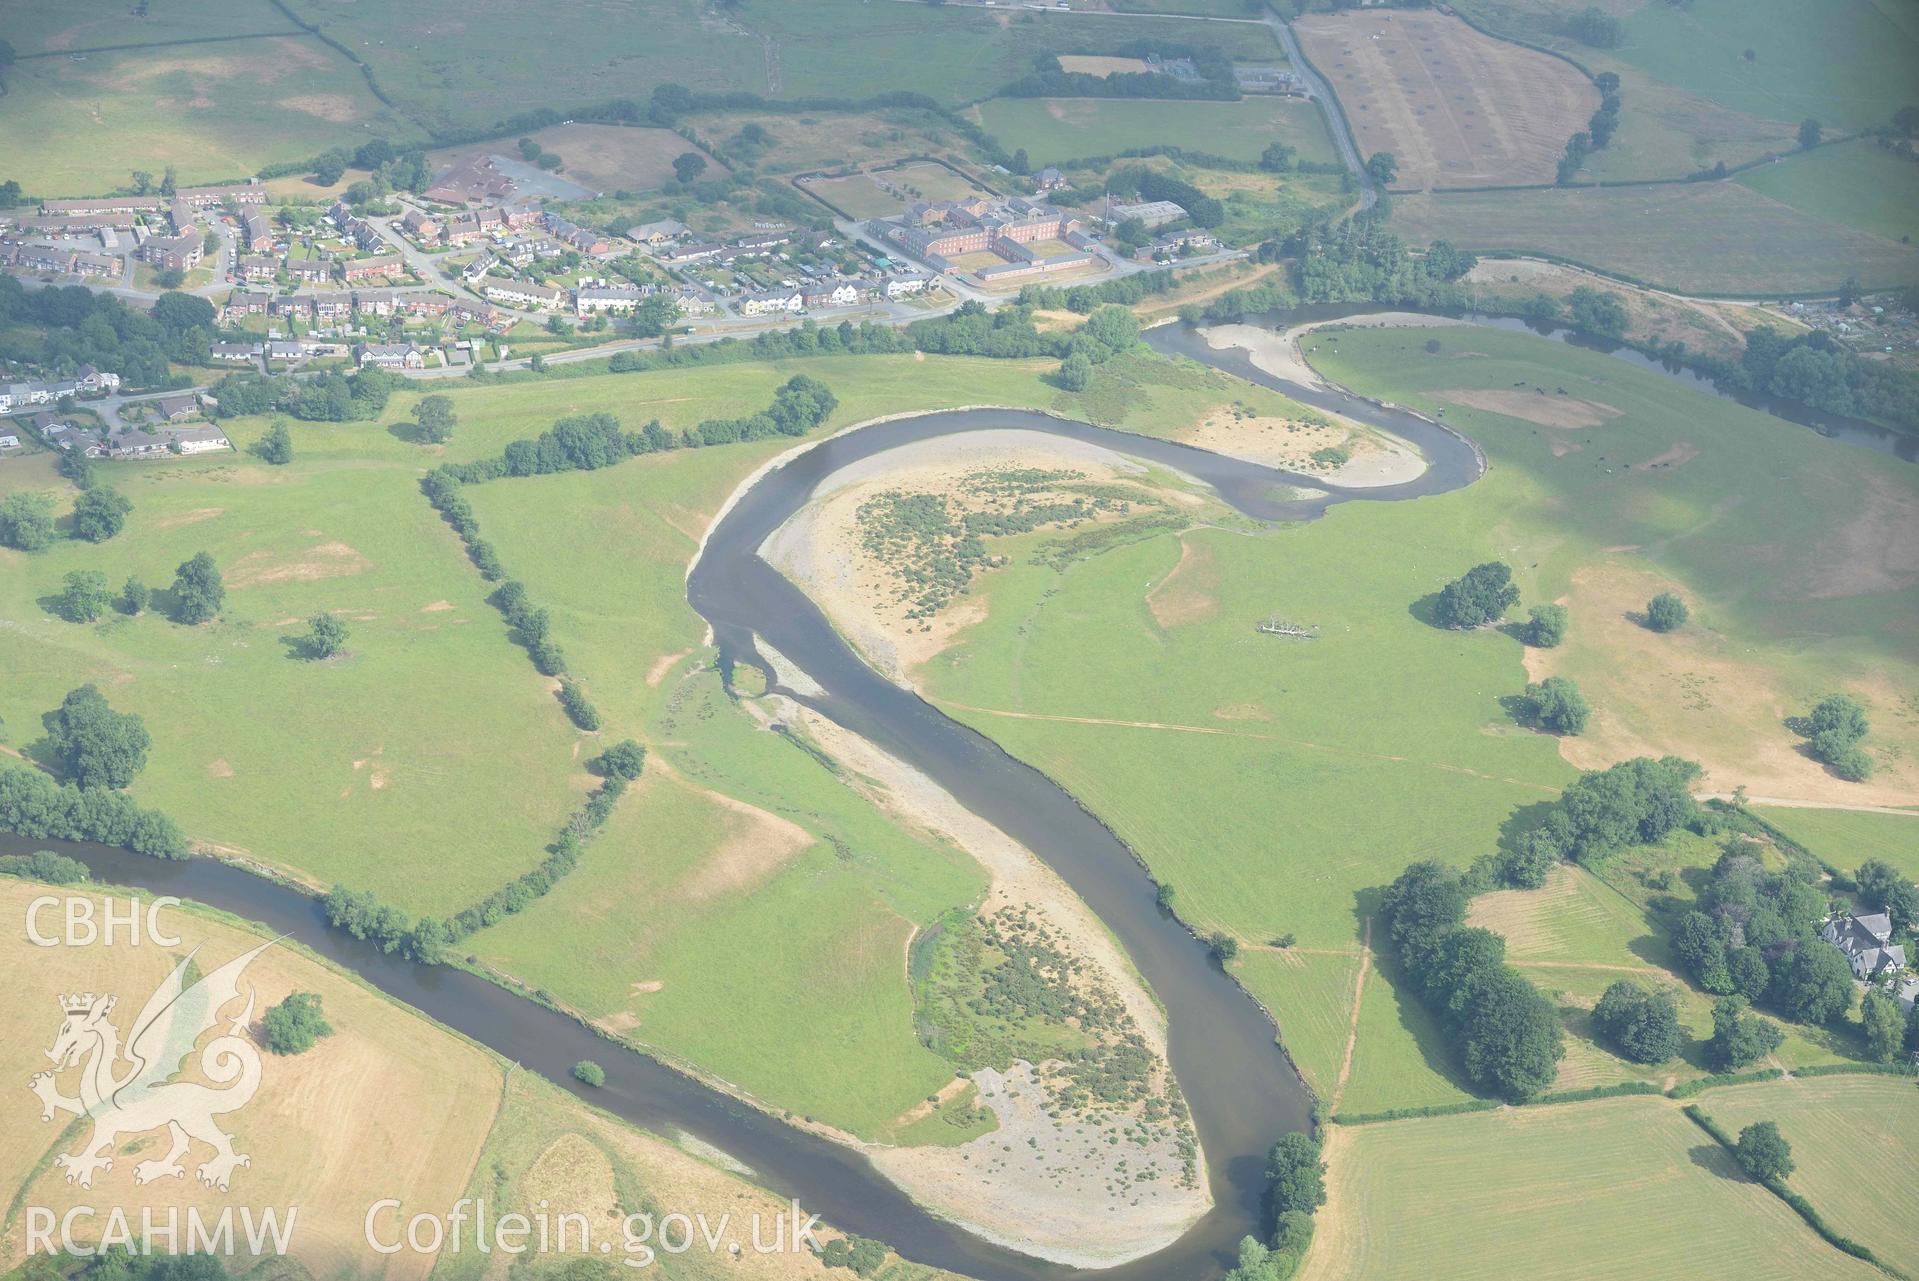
[1820,911,1906,982]
[738,288,804,317]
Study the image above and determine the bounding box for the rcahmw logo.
[27,906,277,1193]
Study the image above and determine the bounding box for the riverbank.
[752,694,1212,1268]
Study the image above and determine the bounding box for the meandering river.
[18,306,1897,1279]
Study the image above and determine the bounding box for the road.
[1262,5,1375,211]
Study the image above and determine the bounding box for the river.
[15,304,1894,1280]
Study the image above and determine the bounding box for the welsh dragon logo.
[29,939,276,1191]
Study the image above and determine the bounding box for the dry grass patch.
[1524,563,1919,806]
[1146,532,1221,628]
[0,884,499,1279]
[1295,11,1598,188]
[1437,387,1622,429]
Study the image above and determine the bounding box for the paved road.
[1263,6,1376,211]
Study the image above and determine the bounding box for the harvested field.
[1437,388,1623,429]
[1300,1097,1887,1281]
[1294,11,1598,189]
[1058,55,1153,77]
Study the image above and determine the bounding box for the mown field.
[1300,1097,1887,1281]
[970,95,1336,167]
[1704,1074,1919,1271]
[1295,10,1597,189]
[908,324,1918,1114]
[1754,805,1919,881]
[1392,181,1919,292]
[1738,139,1919,245]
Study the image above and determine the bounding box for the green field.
[0,416,591,915]
[0,27,401,194]
[906,325,1919,1112]
[1704,1075,1919,1270]
[1755,805,1919,880]
[1738,140,1919,244]
[1452,0,1915,177]
[971,95,1337,167]
[1310,1097,1886,1280]
[1615,0,1919,131]
[277,0,1273,128]
[1393,181,1919,292]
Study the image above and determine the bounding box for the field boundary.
[14,30,307,60]
[1681,1103,1911,1279]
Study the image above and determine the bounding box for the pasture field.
[1306,327,1919,809]
[1293,10,1598,189]
[277,0,1271,126]
[0,416,590,917]
[0,0,300,53]
[970,95,1337,167]
[1300,1097,1887,1281]
[1704,1075,1919,1270]
[0,31,401,195]
[1450,0,1900,176]
[1615,0,1919,132]
[0,882,501,1278]
[1738,140,1919,246]
[1753,806,1919,881]
[1392,182,1919,292]
[906,324,1918,1111]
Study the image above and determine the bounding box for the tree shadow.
[1352,884,1482,1099]
[1494,801,1562,860]
[1498,692,1537,729]
[1688,1143,1747,1182]
[35,593,71,621]
[18,735,66,777]
[1407,591,1446,629]
[279,631,326,661]
[1494,620,1532,644]
[386,421,425,445]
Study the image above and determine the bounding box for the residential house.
[0,432,19,451]
[1821,911,1908,984]
[738,288,805,317]
[139,233,203,272]
[226,290,272,318]
[170,199,196,234]
[73,365,120,394]
[210,341,263,363]
[881,274,929,299]
[1035,166,1065,193]
[354,343,425,370]
[353,288,398,317]
[309,293,355,324]
[659,241,723,267]
[171,425,233,455]
[574,283,651,314]
[270,295,316,321]
[237,254,279,281]
[69,251,119,279]
[341,254,404,282]
[447,300,502,329]
[41,197,166,217]
[401,293,452,319]
[286,258,332,285]
[461,252,501,285]
[265,340,306,363]
[240,210,275,252]
[175,183,266,208]
[483,280,563,309]
[400,208,440,241]
[145,393,199,424]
